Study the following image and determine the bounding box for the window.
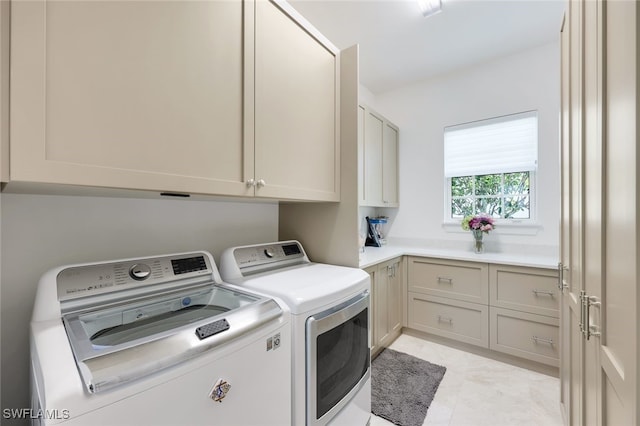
[444,111,537,221]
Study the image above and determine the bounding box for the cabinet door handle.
[256,179,266,188]
[437,315,453,324]
[437,276,453,284]
[532,336,554,345]
[246,179,256,188]
[557,262,569,291]
[532,289,555,297]
[579,290,587,335]
[584,294,601,340]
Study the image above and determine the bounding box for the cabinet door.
[254,0,339,201]
[357,105,366,205]
[382,122,399,206]
[600,0,637,423]
[363,109,384,206]
[387,259,402,337]
[364,266,379,356]
[374,262,390,350]
[11,0,251,196]
[559,10,578,424]
[375,258,403,351]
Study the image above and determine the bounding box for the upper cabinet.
[359,105,399,207]
[7,0,340,202]
[253,0,340,201]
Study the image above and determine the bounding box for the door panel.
[254,0,339,201]
[382,123,398,206]
[364,110,383,206]
[602,0,637,423]
[582,0,603,424]
[559,10,571,423]
[11,0,249,196]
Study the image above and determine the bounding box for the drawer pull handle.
[437,315,453,324]
[437,276,453,284]
[532,289,555,297]
[532,336,554,345]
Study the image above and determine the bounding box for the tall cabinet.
[559,0,638,424]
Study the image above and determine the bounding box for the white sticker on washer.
[210,379,231,402]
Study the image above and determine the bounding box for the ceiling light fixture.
[418,0,442,17]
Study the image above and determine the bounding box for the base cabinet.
[488,264,559,367]
[407,256,558,367]
[367,257,403,358]
[407,256,489,349]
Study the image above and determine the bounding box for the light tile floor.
[371,334,564,426]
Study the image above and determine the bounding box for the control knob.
[264,248,275,258]
[129,263,152,281]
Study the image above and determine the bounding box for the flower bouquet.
[461,215,495,253]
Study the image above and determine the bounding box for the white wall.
[359,83,377,108]
[373,41,560,250]
[0,193,278,419]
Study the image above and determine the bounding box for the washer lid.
[63,284,283,393]
[230,263,370,314]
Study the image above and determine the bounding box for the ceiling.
[288,0,567,94]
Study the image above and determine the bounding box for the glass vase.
[472,229,484,254]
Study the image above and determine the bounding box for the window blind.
[444,111,538,178]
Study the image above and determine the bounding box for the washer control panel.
[233,241,307,272]
[57,253,213,301]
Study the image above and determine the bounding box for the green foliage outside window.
[451,172,530,219]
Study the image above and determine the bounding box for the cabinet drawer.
[490,307,559,367]
[408,257,488,304]
[408,293,488,348]
[490,265,559,317]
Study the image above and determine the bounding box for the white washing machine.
[220,241,371,426]
[30,251,291,425]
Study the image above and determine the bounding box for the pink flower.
[461,215,495,233]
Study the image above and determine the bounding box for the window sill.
[442,220,541,236]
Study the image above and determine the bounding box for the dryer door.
[306,292,370,425]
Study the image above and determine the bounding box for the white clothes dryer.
[220,241,371,426]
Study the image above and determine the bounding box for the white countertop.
[359,241,559,270]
